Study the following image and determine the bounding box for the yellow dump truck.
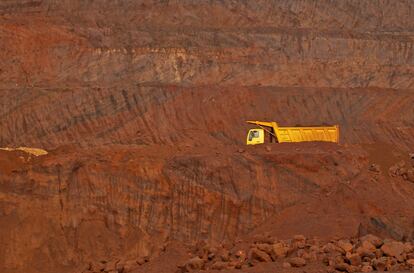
[246,121,339,145]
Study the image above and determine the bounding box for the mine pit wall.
[0,149,356,273]
[1,86,414,150]
[0,1,414,273]
[0,142,372,272]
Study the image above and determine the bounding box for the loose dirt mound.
[0,1,413,273]
[0,147,48,156]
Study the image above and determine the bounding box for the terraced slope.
[0,1,413,273]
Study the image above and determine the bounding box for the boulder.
[256,243,273,256]
[348,265,359,273]
[326,258,335,267]
[302,251,317,261]
[115,261,125,273]
[248,248,272,263]
[309,245,321,253]
[381,241,405,259]
[286,245,298,257]
[407,258,414,266]
[374,249,383,258]
[389,165,399,177]
[234,250,246,261]
[389,262,406,271]
[362,257,373,265]
[293,235,306,249]
[323,242,344,254]
[218,249,230,262]
[334,262,350,272]
[404,242,414,253]
[360,234,383,248]
[272,242,288,258]
[136,256,148,265]
[89,261,105,272]
[326,266,336,273]
[296,249,307,257]
[123,260,139,272]
[386,258,398,270]
[322,255,330,266]
[389,161,406,177]
[104,259,120,272]
[356,241,376,257]
[335,255,346,264]
[233,262,243,269]
[360,265,373,272]
[347,253,362,266]
[282,262,291,268]
[369,164,381,173]
[185,257,205,271]
[288,257,306,267]
[371,257,387,271]
[337,240,353,253]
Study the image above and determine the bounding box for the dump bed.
[276,125,339,143]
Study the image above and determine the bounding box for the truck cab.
[246,128,264,145]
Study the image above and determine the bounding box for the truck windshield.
[249,130,259,141]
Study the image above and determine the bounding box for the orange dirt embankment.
[0,1,414,273]
[2,143,414,273]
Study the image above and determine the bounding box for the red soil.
[0,1,413,273]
